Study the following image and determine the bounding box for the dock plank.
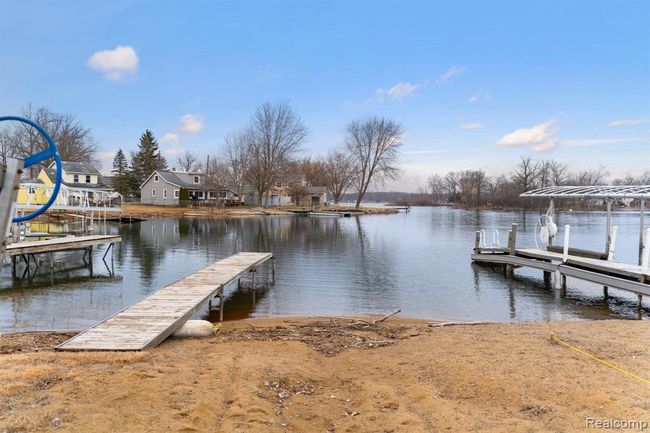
[57,252,273,351]
[6,235,122,256]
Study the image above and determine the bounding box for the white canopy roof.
[520,185,650,198]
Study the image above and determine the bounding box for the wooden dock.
[5,234,121,257]
[57,252,274,351]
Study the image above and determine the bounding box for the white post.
[563,224,570,263]
[480,229,486,247]
[642,228,650,274]
[607,225,618,262]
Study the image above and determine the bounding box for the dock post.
[49,251,54,280]
[603,286,609,300]
[639,198,645,265]
[641,228,650,274]
[562,225,570,263]
[88,246,93,277]
[474,231,481,252]
[271,256,276,283]
[11,256,16,279]
[507,224,517,255]
[637,294,643,320]
[605,198,612,254]
[543,271,552,287]
[219,287,224,322]
[251,268,256,304]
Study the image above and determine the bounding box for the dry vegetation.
[1,317,648,433]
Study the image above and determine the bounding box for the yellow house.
[16,169,55,205]
[16,161,111,206]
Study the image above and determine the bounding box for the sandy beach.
[1,317,648,433]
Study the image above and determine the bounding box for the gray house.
[140,170,239,206]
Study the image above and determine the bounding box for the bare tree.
[511,156,539,193]
[427,174,445,204]
[345,116,403,208]
[205,157,232,190]
[223,130,250,204]
[324,150,355,204]
[6,105,98,177]
[444,171,460,202]
[0,127,14,165]
[568,167,608,186]
[176,152,201,172]
[548,160,568,186]
[245,102,308,206]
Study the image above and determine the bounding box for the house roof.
[43,168,113,190]
[150,170,203,188]
[305,186,327,194]
[49,160,101,175]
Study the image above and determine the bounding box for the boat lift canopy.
[520,185,649,265]
[520,185,650,199]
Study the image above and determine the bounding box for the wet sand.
[1,317,648,432]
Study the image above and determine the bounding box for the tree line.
[427,156,650,209]
[112,101,404,207]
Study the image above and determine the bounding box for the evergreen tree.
[130,130,167,187]
[111,148,130,196]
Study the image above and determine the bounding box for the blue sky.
[1,0,648,191]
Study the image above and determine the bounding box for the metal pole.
[219,287,224,322]
[640,197,645,265]
[605,198,612,256]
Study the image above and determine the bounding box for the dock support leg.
[554,270,562,290]
[543,271,551,287]
[251,268,256,304]
[637,295,643,320]
[50,251,54,281]
[88,246,93,277]
[271,256,276,284]
[11,256,16,279]
[237,278,241,289]
[219,287,224,322]
[505,264,513,277]
[603,286,609,301]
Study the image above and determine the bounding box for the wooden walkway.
[57,252,273,351]
[5,235,122,257]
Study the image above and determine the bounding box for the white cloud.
[607,118,648,127]
[363,82,420,105]
[439,65,465,83]
[179,113,205,133]
[468,91,490,103]
[87,45,139,81]
[496,118,558,152]
[162,146,186,157]
[460,122,485,130]
[161,132,181,144]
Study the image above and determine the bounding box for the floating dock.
[57,252,274,351]
[472,224,650,317]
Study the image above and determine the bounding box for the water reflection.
[1,207,647,332]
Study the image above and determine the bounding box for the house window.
[197,191,204,198]
[152,189,156,197]
[73,174,79,183]
[193,175,200,184]
[209,191,216,199]
[154,174,159,182]
[85,175,91,183]
[28,186,36,194]
[163,189,167,198]
[174,190,179,198]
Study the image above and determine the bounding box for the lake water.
[1,207,647,332]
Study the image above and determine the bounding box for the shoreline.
[1,316,648,432]
[119,203,398,218]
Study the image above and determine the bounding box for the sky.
[1,0,649,191]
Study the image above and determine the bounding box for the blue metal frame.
[0,116,63,222]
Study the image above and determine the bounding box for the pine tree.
[111,148,130,196]
[130,130,167,187]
